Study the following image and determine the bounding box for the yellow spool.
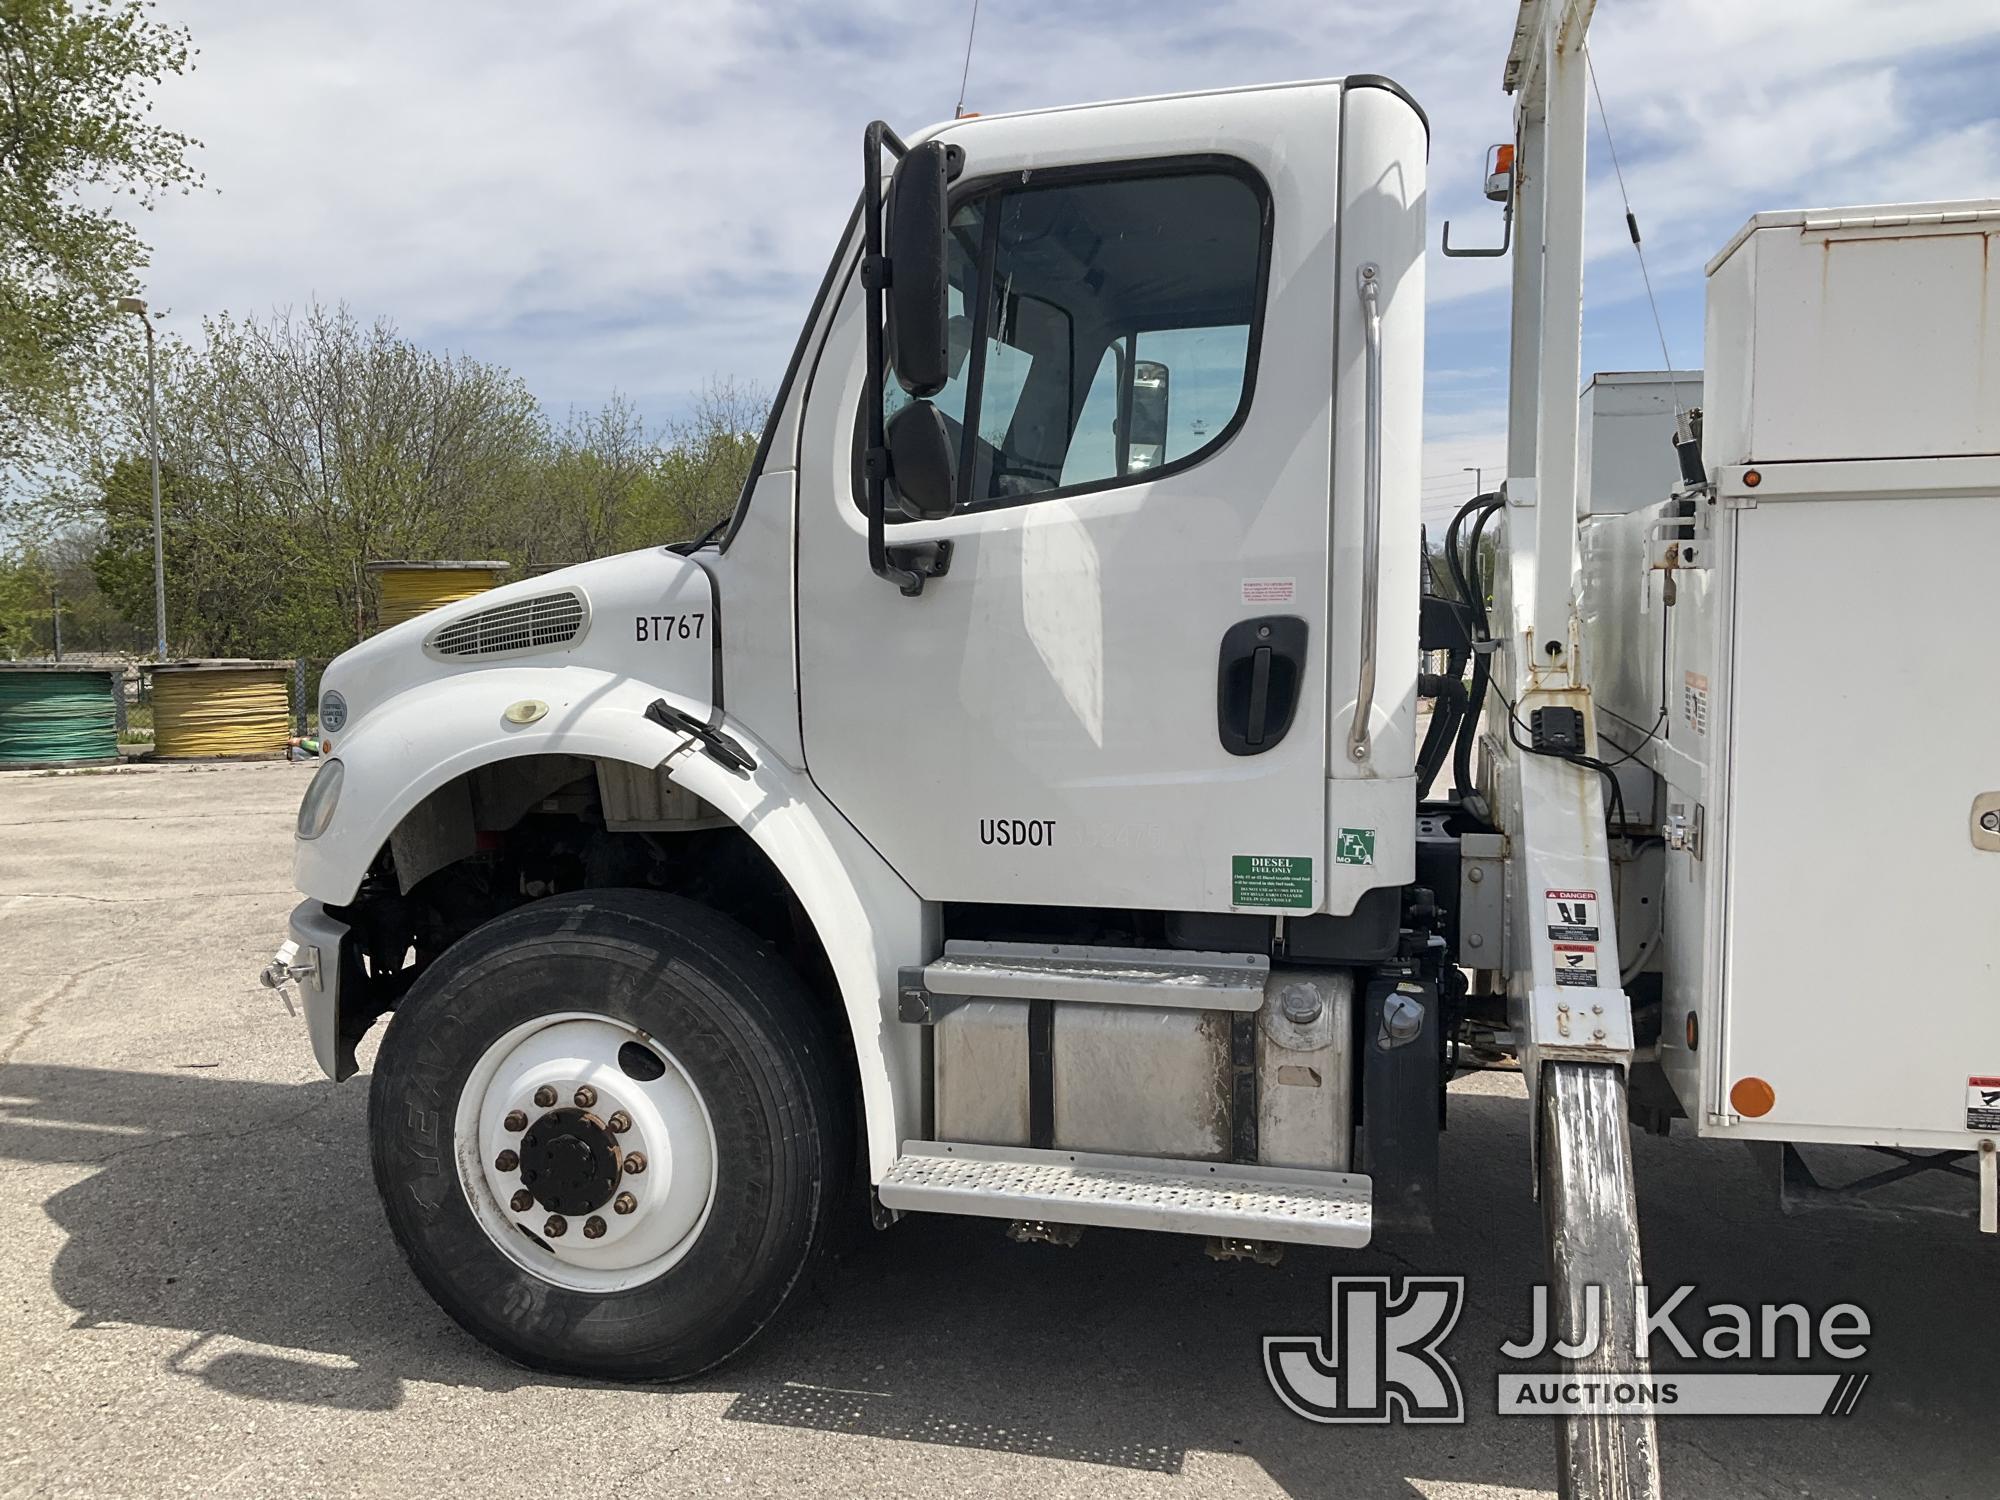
[151,662,292,759]
[368,560,510,630]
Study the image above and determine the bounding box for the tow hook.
[259,939,318,1015]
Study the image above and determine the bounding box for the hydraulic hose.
[1444,491,1505,805]
[1416,648,1468,799]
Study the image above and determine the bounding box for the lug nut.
[583,1216,607,1239]
[510,1189,535,1212]
[622,1151,647,1176]
[533,1085,557,1108]
[574,1085,598,1108]
[606,1110,632,1134]
[495,1150,519,1172]
[503,1109,528,1132]
[544,1215,567,1238]
[613,1192,637,1215]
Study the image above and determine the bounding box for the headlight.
[296,758,345,840]
[318,690,348,733]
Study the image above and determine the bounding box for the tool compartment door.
[795,86,1346,913]
[1717,475,2000,1146]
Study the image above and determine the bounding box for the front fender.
[294,665,703,904]
[661,737,934,1182]
[294,668,933,1182]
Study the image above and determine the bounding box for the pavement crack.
[0,811,292,828]
[0,953,134,1067]
[0,890,297,905]
[67,1087,346,1169]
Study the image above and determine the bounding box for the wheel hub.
[455,1014,717,1293]
[518,1107,622,1215]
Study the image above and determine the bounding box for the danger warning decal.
[1967,1077,2000,1131]
[1552,942,1599,987]
[1683,670,1710,736]
[1546,889,1600,943]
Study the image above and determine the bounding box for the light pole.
[116,296,168,660]
[1464,465,1484,496]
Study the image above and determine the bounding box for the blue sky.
[136,1,2000,528]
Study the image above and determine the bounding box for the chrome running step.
[902,941,1269,1019]
[878,1141,1373,1248]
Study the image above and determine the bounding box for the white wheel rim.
[452,1011,717,1293]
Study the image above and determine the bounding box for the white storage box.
[1594,205,2000,1149]
[1578,370,1702,517]
[1703,201,2000,467]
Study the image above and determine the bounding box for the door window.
[874,162,1269,516]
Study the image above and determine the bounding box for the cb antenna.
[954,0,981,118]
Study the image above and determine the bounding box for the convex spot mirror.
[1128,359,1170,473]
[886,139,954,397]
[886,402,957,520]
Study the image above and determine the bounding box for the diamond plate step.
[878,1141,1373,1247]
[908,940,1270,1016]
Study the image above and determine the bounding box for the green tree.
[0,0,202,475]
[52,298,769,659]
[651,378,766,542]
[0,547,51,654]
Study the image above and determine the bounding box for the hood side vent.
[426,589,587,659]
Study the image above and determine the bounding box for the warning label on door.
[1552,942,1599,987]
[1241,577,1296,606]
[1967,1077,2000,1131]
[1232,854,1313,909]
[1545,889,1600,943]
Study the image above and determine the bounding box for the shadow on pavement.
[8,1059,1999,1497]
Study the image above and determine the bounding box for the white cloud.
[131,0,2000,481]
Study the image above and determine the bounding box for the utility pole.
[117,297,168,660]
[51,584,61,661]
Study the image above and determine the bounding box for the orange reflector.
[1493,142,1515,176]
[1743,468,1762,487]
[1684,1012,1699,1051]
[1730,1076,1776,1118]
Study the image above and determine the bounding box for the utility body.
[262,4,2000,1494]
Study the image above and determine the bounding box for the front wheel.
[369,890,849,1379]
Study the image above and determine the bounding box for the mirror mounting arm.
[1441,197,1513,259]
[862,121,926,594]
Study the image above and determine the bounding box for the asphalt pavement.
[0,760,1993,1499]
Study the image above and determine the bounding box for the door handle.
[1246,646,1273,746]
[1348,262,1384,763]
[1218,616,1308,756]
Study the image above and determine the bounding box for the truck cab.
[275,74,1434,1383]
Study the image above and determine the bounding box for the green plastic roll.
[0,668,119,766]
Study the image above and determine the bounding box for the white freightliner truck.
[263,4,2000,1494]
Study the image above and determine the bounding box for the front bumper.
[263,899,357,1082]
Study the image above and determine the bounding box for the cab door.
[796,86,1343,915]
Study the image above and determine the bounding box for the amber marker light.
[1730,1076,1776,1118]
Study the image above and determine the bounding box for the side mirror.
[885,139,953,397]
[886,401,957,520]
[1127,359,1170,472]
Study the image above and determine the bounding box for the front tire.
[370,890,848,1379]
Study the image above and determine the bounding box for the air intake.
[425,589,587,659]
